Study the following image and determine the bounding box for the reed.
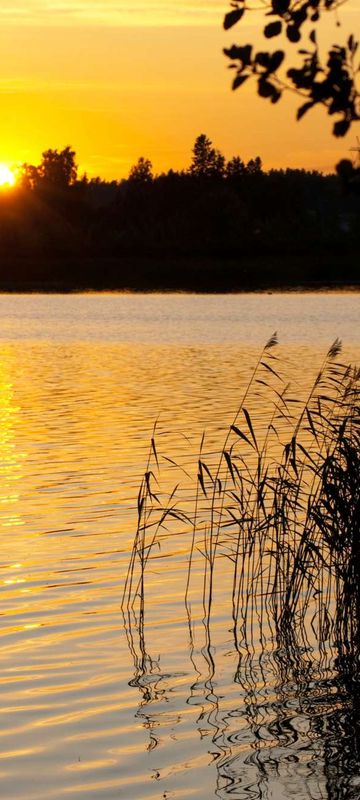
[122,338,360,662]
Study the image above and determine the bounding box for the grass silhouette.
[122,337,360,664]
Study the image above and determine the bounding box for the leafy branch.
[223,0,360,136]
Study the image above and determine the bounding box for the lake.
[0,292,360,800]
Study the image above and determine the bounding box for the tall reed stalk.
[122,339,360,664]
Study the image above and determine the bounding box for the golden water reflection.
[0,318,359,799]
[0,355,24,530]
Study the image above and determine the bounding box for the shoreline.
[0,254,359,294]
[1,284,359,294]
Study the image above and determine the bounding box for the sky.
[0,0,358,178]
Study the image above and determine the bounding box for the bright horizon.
[0,0,358,179]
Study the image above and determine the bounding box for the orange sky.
[0,1,358,178]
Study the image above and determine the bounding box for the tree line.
[1,134,359,290]
[19,136,265,187]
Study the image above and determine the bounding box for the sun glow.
[0,164,16,189]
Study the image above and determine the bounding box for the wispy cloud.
[0,1,226,26]
[2,0,356,27]
[1,0,357,29]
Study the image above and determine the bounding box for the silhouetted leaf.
[224,450,236,485]
[258,79,276,98]
[264,21,282,38]
[306,408,319,443]
[243,408,258,451]
[256,51,271,69]
[151,437,159,469]
[287,25,301,43]
[297,101,314,120]
[224,45,243,60]
[290,436,298,476]
[201,460,214,483]
[269,50,285,72]
[333,119,350,137]
[225,43,252,65]
[231,424,254,449]
[224,7,244,30]
[261,361,282,380]
[232,74,249,90]
[198,462,207,497]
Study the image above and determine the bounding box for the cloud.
[1,0,357,27]
[0,1,226,26]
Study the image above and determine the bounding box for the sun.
[0,164,16,189]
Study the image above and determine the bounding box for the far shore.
[0,254,359,294]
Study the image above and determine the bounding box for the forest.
[1,135,359,291]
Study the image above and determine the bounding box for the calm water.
[0,292,359,800]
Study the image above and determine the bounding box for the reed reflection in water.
[124,605,360,800]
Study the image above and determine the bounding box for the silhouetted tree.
[246,156,263,174]
[212,150,226,177]
[20,146,77,190]
[190,134,225,178]
[20,163,41,191]
[128,157,153,183]
[223,0,359,138]
[226,155,247,178]
[40,147,77,187]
